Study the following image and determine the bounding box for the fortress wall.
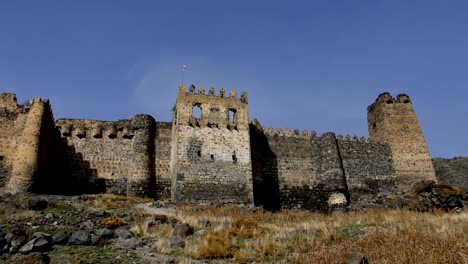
[172,126,252,203]
[55,118,134,195]
[0,93,29,169]
[256,126,348,211]
[171,85,253,204]
[154,122,172,200]
[337,136,396,210]
[6,97,56,193]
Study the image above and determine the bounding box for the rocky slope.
[433,157,468,192]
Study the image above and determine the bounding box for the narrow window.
[0,156,3,161]
[197,150,201,157]
[372,123,376,128]
[192,104,202,119]
[232,153,237,164]
[228,109,236,122]
[210,154,214,161]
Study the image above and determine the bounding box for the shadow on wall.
[249,123,280,211]
[44,136,104,195]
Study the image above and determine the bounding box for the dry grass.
[79,193,153,210]
[130,204,468,263]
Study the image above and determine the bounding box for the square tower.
[170,84,253,204]
[367,93,436,192]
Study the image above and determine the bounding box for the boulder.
[19,237,51,253]
[68,231,91,246]
[52,231,69,245]
[114,228,134,239]
[114,238,144,249]
[171,223,193,238]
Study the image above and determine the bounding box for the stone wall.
[337,135,396,210]
[154,122,173,200]
[171,85,253,204]
[0,93,29,175]
[255,126,348,212]
[55,118,135,195]
[368,93,436,192]
[6,96,56,193]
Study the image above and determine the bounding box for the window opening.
[0,156,3,161]
[210,154,214,161]
[197,150,201,157]
[232,153,237,164]
[192,104,202,119]
[228,109,236,123]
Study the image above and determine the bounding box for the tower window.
[0,156,3,161]
[386,100,393,104]
[372,123,376,128]
[228,109,236,122]
[192,104,202,119]
[210,154,214,161]
[197,150,201,157]
[403,99,410,104]
[232,153,237,164]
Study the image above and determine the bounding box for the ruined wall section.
[171,85,253,204]
[154,122,172,200]
[256,126,348,212]
[336,135,396,210]
[368,93,436,192]
[55,118,136,195]
[6,96,56,193]
[0,93,29,179]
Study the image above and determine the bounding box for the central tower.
[170,84,253,204]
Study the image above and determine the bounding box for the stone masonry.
[0,87,437,211]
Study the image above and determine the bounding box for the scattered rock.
[27,199,48,211]
[79,220,95,230]
[44,213,54,220]
[171,223,193,238]
[68,231,91,246]
[193,229,206,236]
[52,231,69,245]
[95,228,114,239]
[19,237,52,253]
[114,238,143,249]
[114,228,134,239]
[168,236,185,249]
[91,235,100,245]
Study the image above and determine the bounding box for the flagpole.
[182,65,186,85]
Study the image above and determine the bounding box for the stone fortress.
[0,85,438,211]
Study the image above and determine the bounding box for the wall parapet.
[179,84,248,104]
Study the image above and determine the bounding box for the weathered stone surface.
[19,237,51,253]
[95,228,114,239]
[168,236,185,248]
[114,228,134,239]
[433,157,468,192]
[114,238,143,249]
[52,231,69,245]
[171,223,193,238]
[368,93,437,192]
[68,231,91,245]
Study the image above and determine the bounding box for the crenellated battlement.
[175,84,249,131]
[55,119,135,140]
[368,92,412,112]
[179,84,248,103]
[336,134,370,143]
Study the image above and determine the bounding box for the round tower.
[367,92,436,192]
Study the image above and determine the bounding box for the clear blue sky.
[1,1,467,158]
